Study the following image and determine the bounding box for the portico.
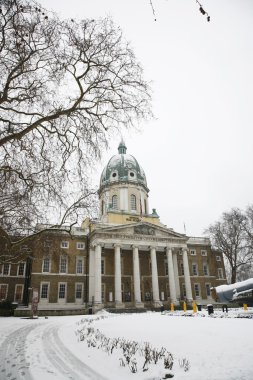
[88,222,193,309]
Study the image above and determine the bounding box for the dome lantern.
[118,140,127,154]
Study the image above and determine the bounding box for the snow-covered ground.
[0,309,253,380]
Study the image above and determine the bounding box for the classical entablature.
[89,221,189,250]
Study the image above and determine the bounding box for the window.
[218,268,224,279]
[203,264,209,276]
[129,172,135,177]
[144,199,147,214]
[101,283,105,302]
[41,283,49,299]
[76,257,84,274]
[61,241,69,249]
[42,257,50,273]
[164,260,168,276]
[75,283,83,299]
[216,255,221,261]
[76,242,85,250]
[180,262,184,276]
[101,258,105,275]
[59,256,67,273]
[58,283,66,299]
[190,250,196,256]
[0,284,8,300]
[14,285,23,303]
[3,263,10,276]
[17,262,25,276]
[112,195,118,210]
[121,257,124,275]
[201,250,207,256]
[192,263,198,276]
[182,284,186,298]
[194,284,201,298]
[205,283,211,297]
[130,194,137,211]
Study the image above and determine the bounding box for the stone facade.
[0,141,227,312]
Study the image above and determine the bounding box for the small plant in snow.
[164,352,173,370]
[129,358,137,373]
[179,358,190,372]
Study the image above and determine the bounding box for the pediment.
[93,221,186,241]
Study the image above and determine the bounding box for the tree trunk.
[231,267,237,284]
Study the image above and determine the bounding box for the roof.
[99,141,148,191]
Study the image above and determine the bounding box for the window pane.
[75,284,82,299]
[112,195,118,209]
[59,284,66,298]
[41,284,49,299]
[101,259,105,275]
[76,259,83,274]
[77,242,85,249]
[203,264,209,276]
[18,263,25,276]
[0,285,8,300]
[60,257,67,273]
[182,284,186,297]
[43,258,50,272]
[194,284,200,297]
[130,194,136,210]
[192,264,198,276]
[3,264,10,275]
[206,284,211,297]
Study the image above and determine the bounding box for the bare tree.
[206,208,253,283]
[0,0,152,254]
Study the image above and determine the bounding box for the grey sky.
[38,0,253,237]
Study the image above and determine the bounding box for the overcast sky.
[38,0,253,237]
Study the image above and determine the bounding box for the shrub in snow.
[179,358,190,372]
[75,314,188,378]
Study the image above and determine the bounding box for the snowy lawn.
[0,310,253,380]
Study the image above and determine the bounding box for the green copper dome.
[99,141,148,190]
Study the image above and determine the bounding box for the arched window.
[112,195,118,209]
[130,194,136,211]
[101,200,104,215]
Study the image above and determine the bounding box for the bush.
[0,299,13,309]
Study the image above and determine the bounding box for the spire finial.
[118,140,127,154]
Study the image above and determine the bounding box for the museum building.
[0,141,227,312]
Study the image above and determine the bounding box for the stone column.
[182,248,193,301]
[88,246,95,303]
[172,251,181,300]
[132,246,143,307]
[150,246,160,306]
[114,244,123,307]
[94,244,102,305]
[166,247,177,303]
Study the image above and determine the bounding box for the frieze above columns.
[92,232,186,245]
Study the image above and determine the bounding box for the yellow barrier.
[193,302,197,313]
[243,303,248,311]
[170,303,174,312]
[183,301,187,312]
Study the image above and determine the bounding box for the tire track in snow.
[42,324,108,380]
[0,324,36,380]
